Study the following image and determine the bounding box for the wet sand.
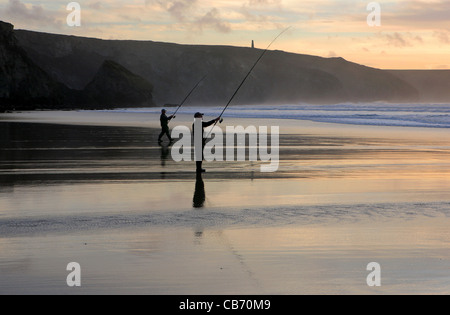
[1,111,450,294]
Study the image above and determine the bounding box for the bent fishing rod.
[170,74,207,122]
[206,27,291,138]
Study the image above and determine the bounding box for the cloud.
[248,0,282,6]
[433,31,450,44]
[1,0,447,70]
[167,0,198,22]
[386,33,409,47]
[382,32,424,48]
[239,0,285,28]
[239,6,269,24]
[146,0,198,21]
[194,8,231,33]
[1,0,63,28]
[381,0,450,30]
[87,2,103,11]
[147,0,231,33]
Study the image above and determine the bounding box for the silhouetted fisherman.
[193,112,220,173]
[158,109,175,144]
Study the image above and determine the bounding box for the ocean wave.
[103,103,450,128]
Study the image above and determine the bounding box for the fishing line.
[205,27,291,138]
[170,74,207,122]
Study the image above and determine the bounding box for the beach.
[1,109,450,295]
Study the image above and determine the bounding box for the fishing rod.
[206,27,291,137]
[171,74,207,121]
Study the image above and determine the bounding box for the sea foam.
[105,103,450,129]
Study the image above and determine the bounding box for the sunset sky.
[1,0,449,69]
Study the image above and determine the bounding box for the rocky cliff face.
[0,21,67,110]
[84,60,154,108]
[0,21,155,110]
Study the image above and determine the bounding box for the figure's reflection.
[159,144,170,179]
[159,143,170,167]
[193,172,205,208]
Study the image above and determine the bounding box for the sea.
[108,103,450,129]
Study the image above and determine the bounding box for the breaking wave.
[107,103,450,129]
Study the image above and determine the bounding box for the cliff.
[0,21,154,110]
[14,28,422,106]
[3,20,450,110]
[388,70,450,103]
[0,21,67,110]
[84,60,154,108]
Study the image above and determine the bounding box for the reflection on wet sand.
[159,143,170,179]
[160,144,170,167]
[193,173,205,208]
[1,119,450,294]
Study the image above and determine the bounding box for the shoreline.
[3,109,450,139]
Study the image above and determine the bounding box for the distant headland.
[1,20,449,111]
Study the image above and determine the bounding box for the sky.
[0,0,449,69]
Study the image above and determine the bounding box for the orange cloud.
[0,0,448,69]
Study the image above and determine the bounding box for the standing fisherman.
[158,75,207,145]
[158,109,175,144]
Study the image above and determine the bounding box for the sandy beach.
[1,110,450,295]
